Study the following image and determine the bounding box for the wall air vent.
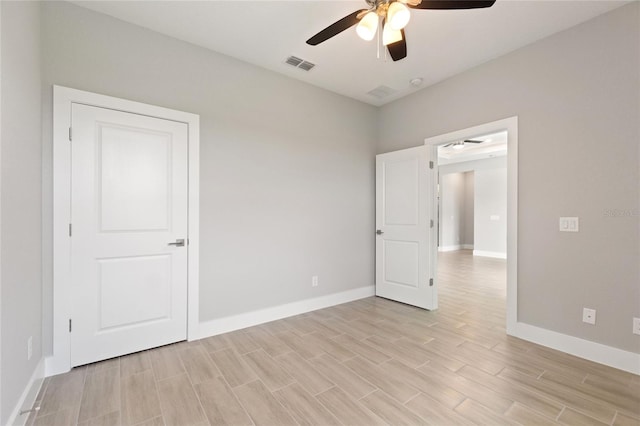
[285,56,315,71]
[367,85,397,99]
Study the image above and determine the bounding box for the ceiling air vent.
[367,85,396,99]
[285,56,315,71]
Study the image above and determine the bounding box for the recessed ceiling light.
[410,78,423,87]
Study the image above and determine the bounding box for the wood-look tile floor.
[29,250,640,426]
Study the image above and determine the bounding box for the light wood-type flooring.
[29,250,640,425]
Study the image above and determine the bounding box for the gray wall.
[1,2,43,424]
[438,172,465,250]
[40,2,377,354]
[378,3,640,353]
[463,171,474,247]
[474,167,507,256]
[440,157,507,253]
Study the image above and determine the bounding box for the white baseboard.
[438,245,461,252]
[44,356,58,378]
[462,244,474,250]
[7,357,45,426]
[197,285,375,339]
[473,250,507,259]
[509,322,640,375]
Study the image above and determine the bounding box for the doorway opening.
[424,117,518,333]
[436,132,508,320]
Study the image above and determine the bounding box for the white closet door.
[70,103,188,366]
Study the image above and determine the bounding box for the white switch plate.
[490,215,500,221]
[633,318,640,335]
[560,217,579,232]
[27,336,33,360]
[312,276,318,287]
[583,308,596,325]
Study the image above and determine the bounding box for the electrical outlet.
[312,276,319,287]
[27,336,33,360]
[633,318,640,335]
[582,308,596,325]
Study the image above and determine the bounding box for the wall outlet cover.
[582,308,596,325]
[633,317,640,335]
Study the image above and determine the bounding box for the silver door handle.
[168,238,185,247]
[376,230,384,235]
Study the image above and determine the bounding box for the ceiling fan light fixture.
[382,23,402,46]
[387,2,410,30]
[356,11,379,41]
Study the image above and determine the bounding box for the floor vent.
[367,85,396,99]
[285,56,315,71]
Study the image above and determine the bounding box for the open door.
[375,146,436,310]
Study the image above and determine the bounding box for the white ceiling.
[71,0,628,106]
[437,131,507,165]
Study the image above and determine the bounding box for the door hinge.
[69,127,72,141]
[69,319,72,332]
[430,219,434,228]
[68,223,72,237]
[429,278,434,287]
[429,161,434,169]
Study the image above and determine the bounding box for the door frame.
[424,116,518,333]
[51,86,200,375]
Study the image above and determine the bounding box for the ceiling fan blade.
[464,139,483,143]
[387,29,407,61]
[306,9,368,46]
[443,143,453,147]
[410,0,496,10]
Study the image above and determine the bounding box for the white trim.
[197,286,375,339]
[51,86,200,375]
[462,244,474,250]
[438,245,462,252]
[6,358,45,426]
[425,116,518,331]
[473,250,507,259]
[511,322,640,375]
[44,357,55,378]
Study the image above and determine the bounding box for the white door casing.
[70,104,188,366]
[52,86,199,375]
[375,145,436,310]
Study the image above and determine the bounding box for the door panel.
[97,255,171,330]
[99,126,171,232]
[71,104,188,367]
[383,158,419,225]
[376,146,436,310]
[383,240,419,288]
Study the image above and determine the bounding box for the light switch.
[559,217,579,232]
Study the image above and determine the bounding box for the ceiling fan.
[306,0,496,61]
[443,139,484,149]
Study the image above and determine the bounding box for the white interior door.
[375,145,436,310]
[70,103,188,367]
